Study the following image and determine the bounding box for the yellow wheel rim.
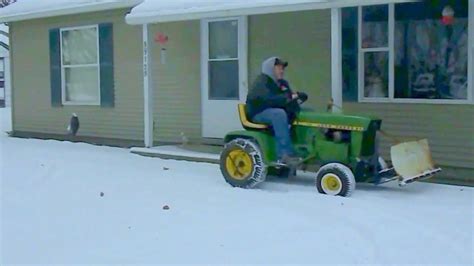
[225,149,254,181]
[321,174,343,195]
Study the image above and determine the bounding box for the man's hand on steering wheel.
[291,93,299,100]
[297,92,308,103]
[288,92,308,105]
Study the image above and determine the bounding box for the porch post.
[331,7,343,109]
[143,24,154,147]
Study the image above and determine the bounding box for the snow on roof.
[126,0,418,25]
[126,0,329,24]
[0,0,143,23]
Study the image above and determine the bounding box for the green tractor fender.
[224,130,277,165]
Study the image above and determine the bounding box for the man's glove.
[297,92,309,103]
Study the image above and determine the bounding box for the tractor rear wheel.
[316,163,356,197]
[220,138,267,189]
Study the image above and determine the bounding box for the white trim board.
[331,8,343,109]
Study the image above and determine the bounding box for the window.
[342,1,471,104]
[207,20,239,100]
[359,5,390,100]
[60,25,100,105]
[342,7,358,102]
[394,1,469,100]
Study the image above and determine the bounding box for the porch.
[131,144,221,164]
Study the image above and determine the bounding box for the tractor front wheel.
[316,163,356,197]
[220,138,267,189]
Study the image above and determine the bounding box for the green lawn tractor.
[220,104,442,197]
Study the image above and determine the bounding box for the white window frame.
[60,25,101,106]
[357,3,473,105]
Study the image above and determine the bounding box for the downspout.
[331,8,343,110]
[143,23,154,147]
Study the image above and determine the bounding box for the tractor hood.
[295,111,381,132]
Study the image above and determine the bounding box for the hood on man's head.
[261,56,288,81]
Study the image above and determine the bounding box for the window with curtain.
[341,0,470,103]
[361,5,389,99]
[61,26,100,104]
[395,1,469,100]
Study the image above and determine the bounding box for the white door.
[201,17,248,139]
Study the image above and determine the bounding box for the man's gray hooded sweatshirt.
[246,57,292,119]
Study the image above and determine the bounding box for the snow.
[1,107,473,265]
[129,0,325,15]
[126,0,329,24]
[0,0,141,23]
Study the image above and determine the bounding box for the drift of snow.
[0,107,473,264]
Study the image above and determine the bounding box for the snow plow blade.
[391,139,442,185]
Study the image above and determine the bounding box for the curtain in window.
[395,2,469,100]
[61,27,100,103]
[62,28,98,66]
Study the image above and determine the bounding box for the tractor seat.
[238,104,268,130]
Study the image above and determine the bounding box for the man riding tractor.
[246,56,308,167]
[220,57,441,197]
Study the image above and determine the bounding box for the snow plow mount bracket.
[398,168,442,187]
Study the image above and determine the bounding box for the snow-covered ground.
[1,107,473,265]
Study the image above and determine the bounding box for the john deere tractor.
[220,104,441,197]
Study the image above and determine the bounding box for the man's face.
[273,64,285,80]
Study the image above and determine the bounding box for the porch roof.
[0,0,142,23]
[126,0,418,25]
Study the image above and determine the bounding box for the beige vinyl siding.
[249,9,332,112]
[150,21,202,143]
[10,9,144,141]
[345,103,474,170]
[149,10,332,143]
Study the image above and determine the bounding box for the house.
[0,0,472,183]
[0,23,9,107]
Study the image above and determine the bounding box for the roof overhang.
[0,0,143,24]
[126,0,419,25]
